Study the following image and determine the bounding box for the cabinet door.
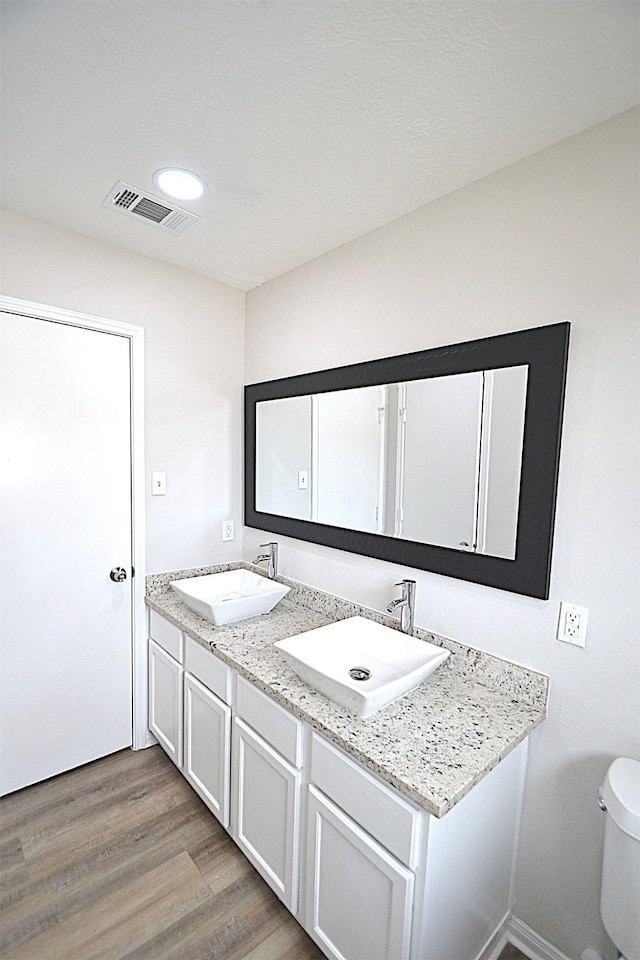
[148,638,183,767]
[232,716,300,912]
[305,785,414,960]
[184,672,231,828]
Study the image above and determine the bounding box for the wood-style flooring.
[1,745,530,960]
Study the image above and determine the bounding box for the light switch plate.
[152,472,166,496]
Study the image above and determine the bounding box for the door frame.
[0,295,148,749]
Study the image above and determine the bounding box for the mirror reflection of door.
[480,366,528,559]
[398,368,527,557]
[399,373,483,551]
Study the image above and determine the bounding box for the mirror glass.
[245,323,569,599]
[256,366,528,559]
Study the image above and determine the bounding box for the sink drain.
[349,666,371,681]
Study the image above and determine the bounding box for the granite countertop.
[146,563,548,818]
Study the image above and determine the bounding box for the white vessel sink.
[274,616,449,717]
[170,570,290,626]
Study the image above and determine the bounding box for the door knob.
[110,567,127,582]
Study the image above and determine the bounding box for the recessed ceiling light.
[153,167,207,201]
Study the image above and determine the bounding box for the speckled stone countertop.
[146,563,548,818]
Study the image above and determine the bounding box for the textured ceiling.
[1,1,638,290]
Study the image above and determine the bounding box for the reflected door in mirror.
[400,372,483,552]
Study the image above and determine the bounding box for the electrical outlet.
[222,519,234,541]
[557,602,589,647]
[298,470,308,490]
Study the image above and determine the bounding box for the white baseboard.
[507,916,573,960]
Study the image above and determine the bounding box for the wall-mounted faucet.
[386,579,416,635]
[253,542,278,579]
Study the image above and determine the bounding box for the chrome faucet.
[386,579,416,635]
[253,542,278,579]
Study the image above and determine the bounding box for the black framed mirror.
[245,322,570,599]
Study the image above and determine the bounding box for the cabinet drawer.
[311,733,421,868]
[185,635,232,704]
[235,674,303,768]
[149,609,183,663]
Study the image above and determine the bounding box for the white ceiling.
[1,1,638,291]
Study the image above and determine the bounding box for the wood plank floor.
[1,745,529,960]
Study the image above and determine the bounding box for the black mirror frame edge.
[245,322,570,600]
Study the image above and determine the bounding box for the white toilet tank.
[599,757,640,960]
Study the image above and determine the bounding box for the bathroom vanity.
[146,563,548,960]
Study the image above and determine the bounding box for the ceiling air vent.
[101,181,199,235]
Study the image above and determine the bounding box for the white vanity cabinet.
[304,734,419,960]
[231,674,304,913]
[148,611,232,828]
[148,610,184,767]
[183,636,232,828]
[303,732,527,960]
[147,604,530,960]
[413,739,526,960]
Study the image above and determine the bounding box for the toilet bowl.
[599,757,640,960]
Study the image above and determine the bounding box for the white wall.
[245,109,640,959]
[0,209,245,573]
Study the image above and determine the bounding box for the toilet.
[599,757,640,960]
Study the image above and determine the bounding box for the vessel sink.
[274,616,449,717]
[170,570,290,626]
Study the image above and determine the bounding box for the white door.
[0,311,134,795]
